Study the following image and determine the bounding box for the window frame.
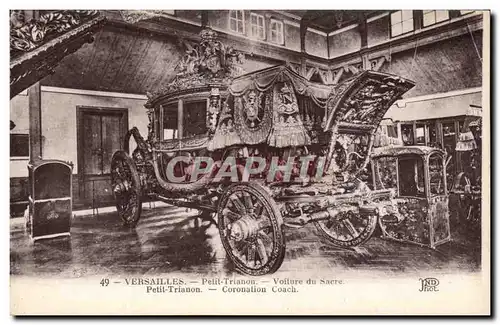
[390,10,415,38]
[422,10,450,27]
[269,18,284,45]
[229,10,245,34]
[250,12,266,40]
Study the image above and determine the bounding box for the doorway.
[77,106,128,207]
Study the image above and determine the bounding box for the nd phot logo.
[419,278,439,292]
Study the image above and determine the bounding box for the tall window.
[422,10,449,27]
[269,19,284,45]
[390,10,414,37]
[250,13,265,39]
[229,10,245,34]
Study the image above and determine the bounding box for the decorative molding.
[328,23,359,37]
[40,86,148,100]
[147,28,244,102]
[273,10,302,21]
[283,19,327,36]
[10,14,106,99]
[10,10,100,55]
[283,19,300,28]
[307,27,328,37]
[367,12,390,23]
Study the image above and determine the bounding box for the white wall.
[10,88,149,178]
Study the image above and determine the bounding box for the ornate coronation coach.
[111,28,419,275]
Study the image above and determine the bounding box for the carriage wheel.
[314,209,377,248]
[111,150,142,227]
[217,183,286,276]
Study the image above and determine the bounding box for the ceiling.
[283,10,385,32]
[41,24,184,95]
[38,10,394,96]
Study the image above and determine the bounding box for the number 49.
[100,278,109,287]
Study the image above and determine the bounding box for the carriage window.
[183,101,207,137]
[398,157,425,197]
[374,157,398,190]
[386,124,398,138]
[162,104,178,140]
[401,124,414,145]
[429,154,446,195]
[415,124,426,145]
[429,123,439,148]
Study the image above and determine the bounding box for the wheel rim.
[111,152,141,224]
[218,184,284,275]
[316,209,376,247]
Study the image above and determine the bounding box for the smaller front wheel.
[111,150,142,227]
[217,183,286,276]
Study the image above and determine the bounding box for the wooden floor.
[10,204,481,279]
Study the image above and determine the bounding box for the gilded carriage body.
[110,28,417,275]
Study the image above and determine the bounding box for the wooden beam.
[358,12,368,49]
[28,82,42,162]
[300,20,307,53]
[332,68,344,84]
[372,56,387,71]
[305,66,317,80]
[201,11,209,28]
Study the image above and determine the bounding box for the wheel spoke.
[222,208,241,221]
[242,192,254,212]
[229,194,246,214]
[325,218,335,229]
[256,238,268,265]
[258,232,273,247]
[246,244,256,266]
[254,202,263,217]
[342,219,360,238]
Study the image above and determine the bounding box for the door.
[77,107,128,207]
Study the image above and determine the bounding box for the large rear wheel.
[217,183,286,276]
[111,150,142,227]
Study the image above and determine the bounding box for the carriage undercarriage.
[110,28,416,276]
[111,137,400,275]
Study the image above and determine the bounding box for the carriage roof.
[144,27,415,135]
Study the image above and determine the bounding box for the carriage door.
[77,107,128,207]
